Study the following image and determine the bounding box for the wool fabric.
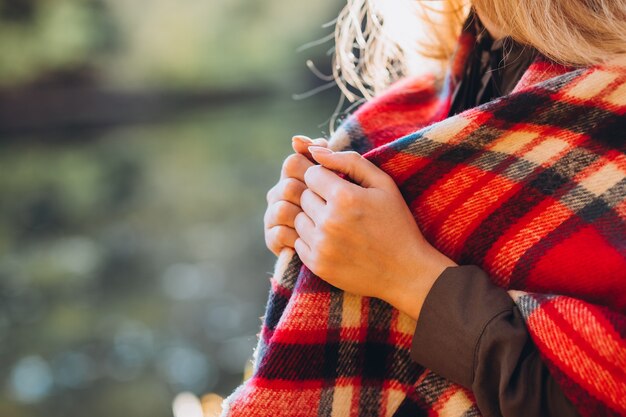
[220,25,626,417]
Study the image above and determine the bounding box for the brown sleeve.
[409,265,580,417]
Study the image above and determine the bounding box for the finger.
[294,237,312,266]
[294,211,316,247]
[309,147,391,189]
[312,138,330,147]
[300,188,326,225]
[291,135,313,155]
[266,178,307,206]
[266,225,299,256]
[292,136,329,160]
[303,164,360,202]
[264,200,302,229]
[280,153,315,181]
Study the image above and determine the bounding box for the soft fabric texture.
[220,23,626,417]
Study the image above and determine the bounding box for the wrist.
[386,247,457,321]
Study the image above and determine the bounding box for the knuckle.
[281,153,306,177]
[298,211,309,224]
[303,169,312,185]
[327,185,341,201]
[345,151,363,169]
[265,229,279,253]
[303,165,322,184]
[313,226,330,249]
[293,211,305,229]
[344,151,362,165]
[318,215,335,234]
[282,178,303,201]
[313,234,327,252]
[266,184,277,203]
[300,188,313,204]
[379,175,394,188]
[274,201,294,223]
[334,189,356,207]
[294,237,304,253]
[311,137,328,146]
[274,225,288,242]
[280,154,297,175]
[263,206,271,226]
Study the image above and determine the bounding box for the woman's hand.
[263,136,328,256]
[294,146,456,321]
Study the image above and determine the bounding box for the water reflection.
[161,263,224,301]
[216,336,257,375]
[0,94,335,417]
[159,344,216,392]
[10,356,54,403]
[52,351,96,388]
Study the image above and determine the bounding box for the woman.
[257,1,625,417]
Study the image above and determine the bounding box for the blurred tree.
[0,0,337,90]
[0,0,37,21]
[0,0,115,86]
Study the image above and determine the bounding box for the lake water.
[0,93,337,417]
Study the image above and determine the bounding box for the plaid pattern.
[221,25,626,417]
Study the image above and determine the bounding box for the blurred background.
[0,0,344,416]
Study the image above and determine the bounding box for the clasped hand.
[263,135,455,320]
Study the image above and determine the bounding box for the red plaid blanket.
[221,27,626,417]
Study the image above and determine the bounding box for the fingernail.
[292,135,312,144]
[308,146,332,155]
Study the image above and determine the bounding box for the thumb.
[308,146,389,189]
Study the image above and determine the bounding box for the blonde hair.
[333,0,626,102]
